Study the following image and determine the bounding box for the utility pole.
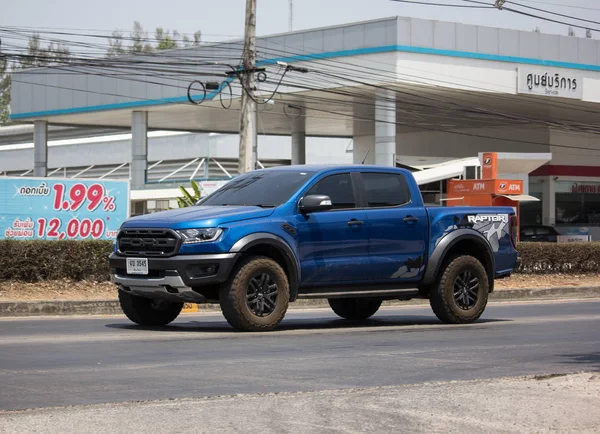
[289,0,293,32]
[238,0,258,174]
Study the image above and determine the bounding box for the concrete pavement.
[2,285,600,316]
[1,372,598,434]
[0,300,599,414]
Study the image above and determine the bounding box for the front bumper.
[109,253,238,303]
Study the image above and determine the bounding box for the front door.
[296,173,370,284]
[360,172,428,283]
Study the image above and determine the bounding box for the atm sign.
[447,179,523,195]
[496,180,523,194]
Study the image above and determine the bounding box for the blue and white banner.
[0,177,129,241]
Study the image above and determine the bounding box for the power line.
[6,26,600,125]
[7,24,600,152]
[507,0,600,27]
[463,0,600,32]
[388,0,492,7]
[514,0,600,13]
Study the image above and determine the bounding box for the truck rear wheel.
[429,255,489,324]
[118,290,183,326]
[219,256,289,332]
[328,298,382,320]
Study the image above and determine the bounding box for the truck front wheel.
[219,256,290,332]
[118,290,183,326]
[429,255,489,324]
[328,298,382,320]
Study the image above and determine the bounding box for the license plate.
[127,258,148,275]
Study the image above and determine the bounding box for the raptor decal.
[467,213,509,252]
[434,214,510,253]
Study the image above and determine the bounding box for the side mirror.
[299,195,333,214]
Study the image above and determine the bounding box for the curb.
[1,286,599,318]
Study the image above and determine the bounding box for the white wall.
[396,126,551,160]
[0,132,352,173]
[549,129,600,167]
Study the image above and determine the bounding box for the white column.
[291,109,306,165]
[375,90,396,167]
[542,176,556,226]
[33,120,48,177]
[352,100,375,164]
[131,111,148,188]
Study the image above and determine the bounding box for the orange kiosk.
[446,152,528,238]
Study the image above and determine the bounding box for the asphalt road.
[0,299,599,412]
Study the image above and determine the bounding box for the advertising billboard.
[0,177,129,241]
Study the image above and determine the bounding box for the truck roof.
[255,164,411,175]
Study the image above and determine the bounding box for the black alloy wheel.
[453,270,479,310]
[246,273,279,317]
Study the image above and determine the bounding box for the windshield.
[197,170,315,207]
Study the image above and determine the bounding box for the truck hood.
[121,206,275,229]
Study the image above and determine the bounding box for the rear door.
[359,171,428,283]
[295,172,369,284]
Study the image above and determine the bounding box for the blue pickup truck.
[109,165,520,331]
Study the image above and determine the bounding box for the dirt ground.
[0,273,598,301]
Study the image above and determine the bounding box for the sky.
[2,0,600,47]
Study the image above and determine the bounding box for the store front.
[530,166,600,240]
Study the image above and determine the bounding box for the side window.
[522,228,535,236]
[305,173,356,210]
[362,173,411,208]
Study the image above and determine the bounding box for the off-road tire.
[118,290,183,326]
[328,298,383,320]
[429,255,489,324]
[219,256,289,332]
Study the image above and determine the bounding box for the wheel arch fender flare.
[422,229,496,289]
[229,233,300,301]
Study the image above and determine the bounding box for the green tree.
[0,56,11,125]
[107,30,127,57]
[108,22,201,56]
[130,21,154,54]
[107,21,153,57]
[155,27,180,50]
[16,34,71,69]
[177,179,202,208]
[0,34,71,126]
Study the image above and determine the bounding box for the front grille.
[117,229,180,257]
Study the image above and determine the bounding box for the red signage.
[571,183,599,194]
[481,152,498,180]
[447,179,523,195]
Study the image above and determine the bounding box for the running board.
[297,288,420,299]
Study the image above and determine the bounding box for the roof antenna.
[361,148,372,165]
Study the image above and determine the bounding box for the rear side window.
[362,173,411,208]
[306,173,356,209]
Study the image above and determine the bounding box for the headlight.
[177,228,223,244]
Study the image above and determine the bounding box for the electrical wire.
[186,80,206,105]
[462,0,600,33]
[388,0,492,7]
[507,0,600,26]
[514,0,600,13]
[6,24,600,153]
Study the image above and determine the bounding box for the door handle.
[347,220,364,226]
[403,216,419,223]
